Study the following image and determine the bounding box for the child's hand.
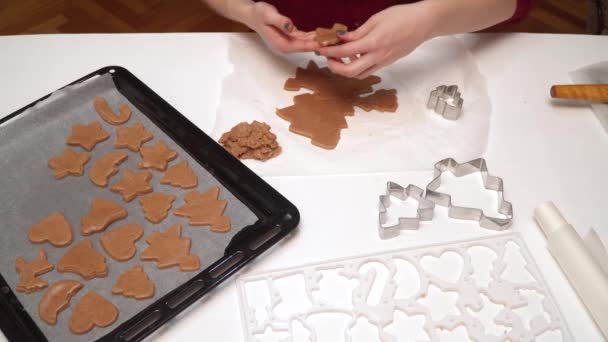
[245,2,319,53]
[318,3,434,79]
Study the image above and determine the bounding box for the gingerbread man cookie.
[94,96,131,125]
[15,249,54,294]
[81,198,127,235]
[112,265,155,300]
[90,151,128,187]
[140,223,200,272]
[58,240,107,280]
[39,280,83,325]
[138,140,177,171]
[114,122,153,152]
[66,121,110,151]
[69,291,118,335]
[28,212,73,247]
[48,148,90,179]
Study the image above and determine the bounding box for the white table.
[0,33,606,342]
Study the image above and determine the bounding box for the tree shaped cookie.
[138,140,177,171]
[160,160,198,189]
[58,240,108,280]
[81,198,127,235]
[66,121,110,151]
[28,212,73,247]
[174,186,231,233]
[279,60,398,149]
[111,169,153,202]
[69,291,118,335]
[90,151,128,187]
[15,249,54,294]
[140,223,200,271]
[315,23,347,46]
[115,122,153,152]
[39,280,83,325]
[48,148,90,179]
[100,223,144,261]
[112,265,155,300]
[94,96,131,125]
[139,193,176,224]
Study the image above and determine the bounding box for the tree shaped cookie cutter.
[425,158,513,230]
[378,182,435,239]
[427,85,464,120]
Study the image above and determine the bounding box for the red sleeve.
[506,0,534,23]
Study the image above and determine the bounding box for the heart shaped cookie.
[100,223,144,261]
[69,291,118,335]
[28,212,73,247]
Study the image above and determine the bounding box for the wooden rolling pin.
[550,84,608,103]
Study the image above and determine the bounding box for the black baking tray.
[0,66,300,342]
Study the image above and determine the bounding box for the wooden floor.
[0,0,588,35]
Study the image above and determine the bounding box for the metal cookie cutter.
[427,85,464,120]
[379,182,435,239]
[425,158,513,230]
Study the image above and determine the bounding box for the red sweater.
[258,0,533,32]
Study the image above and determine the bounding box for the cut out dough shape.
[28,212,74,247]
[48,148,90,179]
[160,160,198,189]
[315,23,347,46]
[138,140,178,171]
[15,249,54,294]
[219,121,282,161]
[140,223,200,271]
[94,96,131,125]
[100,223,144,261]
[90,151,128,187]
[139,193,176,224]
[39,280,83,325]
[81,198,128,235]
[66,121,110,151]
[279,60,398,149]
[174,186,231,233]
[114,122,153,152]
[112,265,155,300]
[111,169,154,202]
[69,291,118,335]
[58,240,108,280]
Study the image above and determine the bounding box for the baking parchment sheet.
[0,74,258,342]
[570,61,608,133]
[211,34,491,176]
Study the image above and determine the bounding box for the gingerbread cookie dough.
[174,186,231,233]
[58,240,108,280]
[160,160,197,189]
[48,148,90,179]
[279,60,398,149]
[219,121,282,161]
[138,140,177,171]
[94,96,131,125]
[111,169,154,202]
[115,122,153,152]
[90,151,128,187]
[28,212,73,247]
[81,198,128,235]
[100,223,144,261]
[66,121,110,151]
[69,291,118,335]
[315,23,347,46]
[15,249,54,294]
[140,223,200,272]
[39,280,83,325]
[112,265,155,300]
[139,193,176,224]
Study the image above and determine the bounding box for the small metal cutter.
[425,158,513,230]
[427,85,464,120]
[378,182,435,239]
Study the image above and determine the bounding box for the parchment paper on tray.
[570,61,608,133]
[0,74,258,342]
[212,34,491,176]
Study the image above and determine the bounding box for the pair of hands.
[246,2,434,79]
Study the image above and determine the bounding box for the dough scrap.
[219,121,282,161]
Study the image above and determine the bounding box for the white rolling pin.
[534,202,608,339]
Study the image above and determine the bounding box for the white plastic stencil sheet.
[212,34,491,176]
[236,233,571,342]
